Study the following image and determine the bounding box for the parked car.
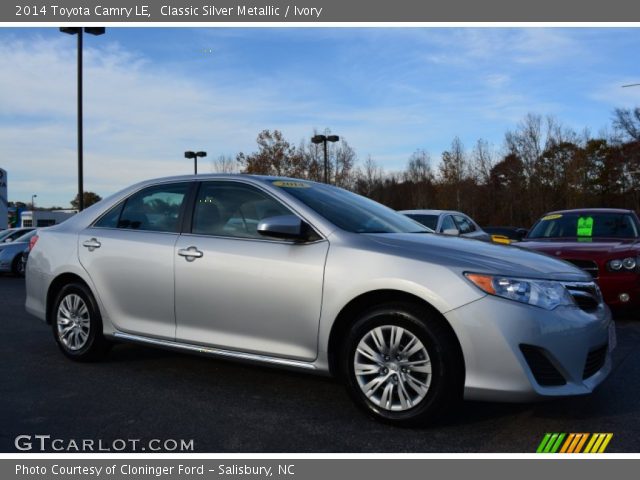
[26,176,613,425]
[0,229,38,276]
[483,226,529,244]
[399,210,492,242]
[519,208,640,310]
[0,227,34,243]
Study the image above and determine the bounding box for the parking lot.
[1,274,639,452]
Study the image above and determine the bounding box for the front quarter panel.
[317,232,485,366]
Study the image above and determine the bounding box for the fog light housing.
[619,293,630,303]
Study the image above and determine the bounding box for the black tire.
[341,301,464,426]
[11,254,25,277]
[51,282,111,362]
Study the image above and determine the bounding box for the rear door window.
[95,183,189,233]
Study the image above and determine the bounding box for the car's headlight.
[608,257,637,272]
[464,273,575,310]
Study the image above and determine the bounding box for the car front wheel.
[342,302,464,426]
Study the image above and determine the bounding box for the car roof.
[543,208,635,215]
[132,173,317,185]
[399,209,461,216]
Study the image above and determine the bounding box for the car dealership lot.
[1,275,639,452]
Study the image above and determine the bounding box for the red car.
[519,208,640,310]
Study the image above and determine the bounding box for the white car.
[400,210,491,242]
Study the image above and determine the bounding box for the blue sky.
[1,27,639,207]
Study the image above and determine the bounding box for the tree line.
[215,108,640,228]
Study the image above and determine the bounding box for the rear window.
[405,214,438,231]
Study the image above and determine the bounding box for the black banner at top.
[4,0,640,23]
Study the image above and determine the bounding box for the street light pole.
[311,134,340,184]
[185,151,207,174]
[31,194,37,210]
[60,27,105,212]
[77,30,83,212]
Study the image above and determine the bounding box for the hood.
[519,237,640,256]
[364,233,590,282]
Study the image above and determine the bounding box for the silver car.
[400,209,492,242]
[0,227,35,243]
[25,175,614,425]
[0,229,38,276]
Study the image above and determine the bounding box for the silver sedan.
[400,209,492,242]
[25,175,614,425]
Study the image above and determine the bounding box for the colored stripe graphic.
[537,433,613,453]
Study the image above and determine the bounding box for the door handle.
[82,238,101,251]
[178,246,203,261]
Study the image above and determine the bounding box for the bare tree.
[439,136,468,210]
[355,156,383,196]
[470,139,495,184]
[404,149,434,183]
[504,113,544,180]
[613,107,640,141]
[211,154,239,173]
[333,139,357,189]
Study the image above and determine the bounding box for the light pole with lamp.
[31,194,37,210]
[185,151,207,175]
[311,134,339,184]
[59,27,106,212]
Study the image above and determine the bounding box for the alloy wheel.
[354,325,432,411]
[56,294,91,351]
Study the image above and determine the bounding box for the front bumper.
[598,273,640,308]
[445,295,613,402]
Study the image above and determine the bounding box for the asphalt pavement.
[1,275,638,452]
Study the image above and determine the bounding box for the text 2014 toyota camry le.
[25,175,615,425]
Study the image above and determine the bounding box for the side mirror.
[257,215,309,241]
[516,229,528,241]
[442,228,460,236]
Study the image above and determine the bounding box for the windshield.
[404,214,439,231]
[271,180,429,234]
[528,212,640,239]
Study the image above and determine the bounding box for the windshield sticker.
[577,216,594,237]
[542,214,562,221]
[272,180,310,188]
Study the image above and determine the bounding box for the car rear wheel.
[341,302,463,426]
[52,283,110,361]
[12,254,25,277]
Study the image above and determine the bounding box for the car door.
[174,180,329,361]
[78,182,191,339]
[439,214,457,234]
[453,214,489,241]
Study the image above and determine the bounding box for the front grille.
[583,344,608,379]
[565,259,599,279]
[520,345,566,386]
[562,281,601,312]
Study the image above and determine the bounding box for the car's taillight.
[28,234,39,252]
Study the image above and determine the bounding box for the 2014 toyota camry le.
[25,175,615,425]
